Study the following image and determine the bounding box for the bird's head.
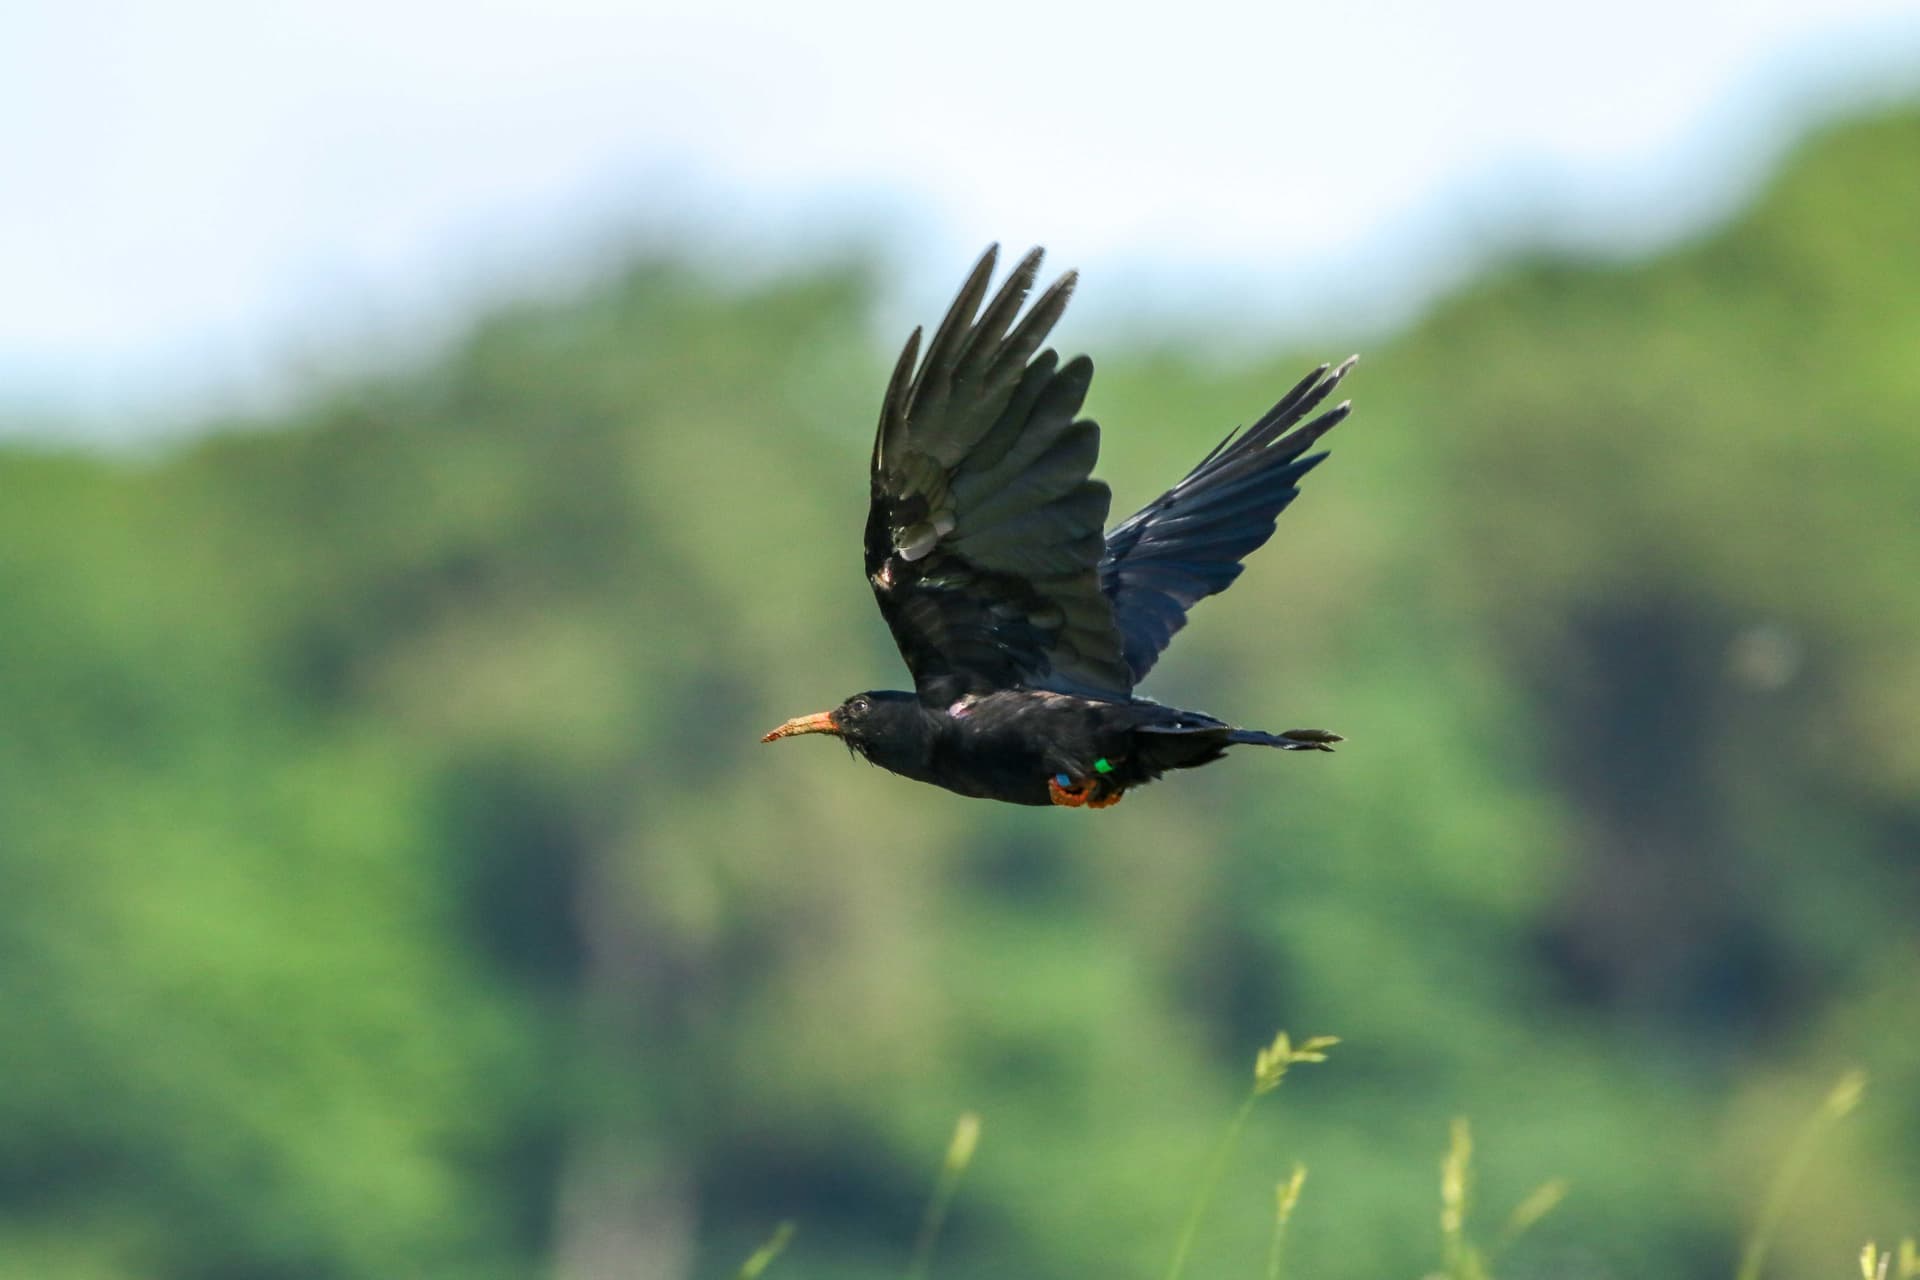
[760,690,930,767]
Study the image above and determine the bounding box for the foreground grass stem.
[905,1112,982,1280]
[1734,1070,1866,1280]
[1164,1031,1336,1280]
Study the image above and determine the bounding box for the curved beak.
[760,710,839,743]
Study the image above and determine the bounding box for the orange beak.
[760,710,840,743]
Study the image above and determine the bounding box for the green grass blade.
[1734,1070,1865,1280]
[735,1221,796,1280]
[904,1112,981,1280]
[1165,1093,1258,1280]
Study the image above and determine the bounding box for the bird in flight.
[762,245,1353,808]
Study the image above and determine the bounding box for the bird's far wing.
[1098,358,1356,684]
[867,245,1132,707]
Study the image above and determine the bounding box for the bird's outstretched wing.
[867,246,1132,707]
[1098,358,1355,683]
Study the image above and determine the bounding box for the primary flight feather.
[763,245,1354,808]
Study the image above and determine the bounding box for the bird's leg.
[1049,774,1122,809]
[1048,773,1094,807]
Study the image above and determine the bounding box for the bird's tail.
[1228,727,1343,752]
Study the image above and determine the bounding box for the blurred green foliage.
[3,110,1918,1280]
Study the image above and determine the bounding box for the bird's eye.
[850,696,870,715]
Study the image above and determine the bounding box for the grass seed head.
[1276,1164,1308,1225]
[1825,1069,1868,1119]
[1440,1117,1473,1240]
[1501,1178,1569,1243]
[1254,1032,1340,1095]
[945,1112,981,1174]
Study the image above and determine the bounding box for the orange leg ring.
[1048,775,1092,807]
[1048,775,1123,809]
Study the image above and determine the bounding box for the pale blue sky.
[4,0,1919,437]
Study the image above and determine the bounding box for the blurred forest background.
[4,105,1919,1280]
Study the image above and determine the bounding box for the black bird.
[763,245,1353,808]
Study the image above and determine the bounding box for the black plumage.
[763,245,1353,808]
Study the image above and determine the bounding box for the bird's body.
[763,246,1354,809]
[792,690,1341,807]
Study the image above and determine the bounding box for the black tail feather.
[1228,727,1343,752]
